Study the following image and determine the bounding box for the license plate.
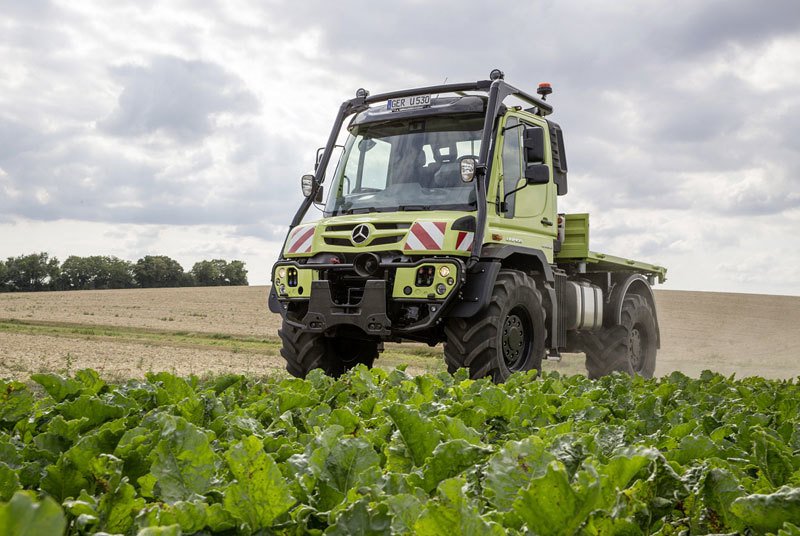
[387,94,431,112]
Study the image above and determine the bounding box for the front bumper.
[269,258,464,335]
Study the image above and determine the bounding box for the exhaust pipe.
[353,253,382,277]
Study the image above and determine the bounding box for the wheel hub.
[502,313,528,368]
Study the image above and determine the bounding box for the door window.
[501,117,523,217]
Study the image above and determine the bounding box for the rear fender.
[606,273,661,347]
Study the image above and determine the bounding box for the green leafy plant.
[0,368,798,534]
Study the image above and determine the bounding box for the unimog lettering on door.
[269,70,667,382]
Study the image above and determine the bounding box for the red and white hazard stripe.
[404,221,446,251]
[285,225,315,254]
[455,231,474,252]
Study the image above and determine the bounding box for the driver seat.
[394,148,427,184]
[423,144,459,188]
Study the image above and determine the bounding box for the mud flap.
[268,287,284,314]
[448,261,501,318]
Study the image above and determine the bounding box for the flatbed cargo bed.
[555,213,667,283]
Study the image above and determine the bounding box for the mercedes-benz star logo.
[351,224,370,245]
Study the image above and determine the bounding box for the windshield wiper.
[347,207,378,215]
[339,205,431,215]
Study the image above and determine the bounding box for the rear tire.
[444,269,546,382]
[577,294,657,379]
[278,322,378,378]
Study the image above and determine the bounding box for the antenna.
[435,77,448,100]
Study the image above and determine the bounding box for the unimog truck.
[269,70,667,381]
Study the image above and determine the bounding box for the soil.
[0,332,282,382]
[0,286,274,337]
[1,286,798,381]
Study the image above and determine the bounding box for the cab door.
[488,113,557,258]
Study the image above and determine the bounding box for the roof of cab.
[349,95,490,127]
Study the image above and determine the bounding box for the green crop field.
[1,367,799,535]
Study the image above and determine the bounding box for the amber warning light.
[537,82,553,100]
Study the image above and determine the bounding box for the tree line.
[0,253,248,292]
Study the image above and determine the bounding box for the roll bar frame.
[284,74,554,268]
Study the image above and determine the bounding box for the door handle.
[541,218,553,227]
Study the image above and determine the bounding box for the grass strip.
[0,318,282,354]
[0,318,446,371]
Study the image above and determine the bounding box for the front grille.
[323,235,403,246]
[370,236,403,245]
[323,221,410,247]
[325,222,411,232]
[324,238,352,246]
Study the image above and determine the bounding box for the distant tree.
[60,256,135,290]
[133,255,184,288]
[59,256,92,290]
[99,257,136,289]
[191,259,227,286]
[0,260,7,292]
[4,253,60,292]
[224,260,248,286]
[0,253,246,291]
[180,271,196,287]
[190,259,248,286]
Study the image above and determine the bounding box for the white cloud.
[0,0,798,293]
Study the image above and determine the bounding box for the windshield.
[324,114,483,216]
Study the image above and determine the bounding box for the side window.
[501,117,522,217]
[422,145,435,165]
[456,139,481,157]
[358,138,391,190]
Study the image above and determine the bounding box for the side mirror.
[525,163,549,185]
[314,185,324,204]
[501,162,549,212]
[459,156,477,182]
[523,127,545,164]
[314,147,325,171]
[301,174,315,197]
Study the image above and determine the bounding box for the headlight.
[278,268,286,279]
[439,265,451,278]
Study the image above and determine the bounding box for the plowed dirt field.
[1,286,797,380]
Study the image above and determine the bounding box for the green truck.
[269,70,666,381]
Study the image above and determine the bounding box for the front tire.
[278,322,378,378]
[577,294,658,379]
[444,270,546,382]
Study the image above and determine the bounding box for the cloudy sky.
[1,0,798,295]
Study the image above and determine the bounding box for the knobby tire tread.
[444,270,546,382]
[577,294,657,379]
[279,322,377,378]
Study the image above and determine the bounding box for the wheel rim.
[502,306,532,370]
[628,324,645,372]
